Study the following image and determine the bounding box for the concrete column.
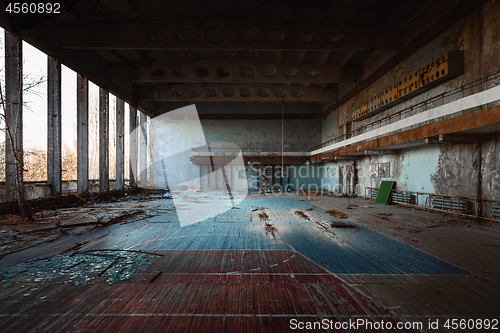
[139,111,148,187]
[129,106,138,187]
[77,74,88,194]
[99,87,109,192]
[148,115,154,186]
[47,56,62,195]
[115,97,125,190]
[4,31,23,201]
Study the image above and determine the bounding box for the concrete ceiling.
[0,0,473,116]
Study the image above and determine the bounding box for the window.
[369,162,390,178]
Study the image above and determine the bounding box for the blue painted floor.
[87,196,466,275]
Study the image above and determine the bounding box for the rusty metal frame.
[364,187,500,224]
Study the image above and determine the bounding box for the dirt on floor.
[264,222,277,240]
[304,195,500,284]
[294,210,311,221]
[325,209,348,219]
[258,212,269,221]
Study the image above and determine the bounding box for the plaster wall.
[197,103,322,153]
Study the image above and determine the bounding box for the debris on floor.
[316,221,329,229]
[371,212,392,220]
[258,211,269,221]
[264,222,277,240]
[329,221,358,228]
[294,210,311,221]
[298,189,333,196]
[163,189,172,199]
[325,209,348,219]
[0,189,175,259]
[0,250,158,285]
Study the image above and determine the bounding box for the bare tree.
[0,86,34,220]
[88,93,99,180]
[109,96,116,180]
[0,35,45,221]
[62,141,77,181]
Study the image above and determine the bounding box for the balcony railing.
[314,70,500,151]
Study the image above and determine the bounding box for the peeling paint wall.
[401,147,440,194]
[319,160,358,195]
[430,144,479,198]
[482,133,500,200]
[318,138,499,204]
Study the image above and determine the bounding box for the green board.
[375,181,395,205]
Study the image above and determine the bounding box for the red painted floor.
[0,250,417,332]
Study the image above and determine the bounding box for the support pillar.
[129,106,138,187]
[139,112,148,187]
[148,115,154,186]
[4,31,23,201]
[47,56,62,195]
[77,74,88,194]
[115,97,125,190]
[99,87,109,192]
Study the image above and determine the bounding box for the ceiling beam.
[138,101,324,117]
[109,58,358,83]
[191,156,310,165]
[425,133,493,144]
[138,84,336,103]
[363,149,399,155]
[322,0,487,118]
[60,19,400,51]
[0,15,136,106]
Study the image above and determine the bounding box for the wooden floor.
[0,250,419,332]
[0,194,499,332]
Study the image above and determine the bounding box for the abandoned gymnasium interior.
[0,0,500,331]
